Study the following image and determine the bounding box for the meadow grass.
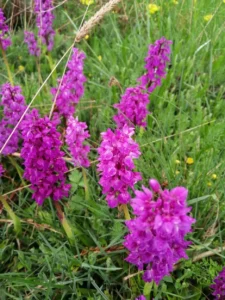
[1,0,225,299]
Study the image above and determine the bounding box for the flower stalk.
[121,204,131,220]
[82,168,90,201]
[1,46,13,86]
[54,201,75,244]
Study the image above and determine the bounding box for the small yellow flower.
[186,157,194,165]
[204,14,213,22]
[85,35,89,40]
[175,160,181,165]
[212,174,217,180]
[175,170,180,175]
[98,55,102,62]
[18,65,25,72]
[172,0,178,4]
[207,182,212,187]
[223,0,225,3]
[148,4,160,15]
[80,0,94,5]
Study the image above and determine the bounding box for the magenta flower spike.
[211,267,225,299]
[124,179,195,285]
[0,83,27,155]
[65,116,90,168]
[0,8,11,50]
[51,48,86,117]
[24,31,40,56]
[138,37,172,93]
[34,0,55,51]
[113,86,150,129]
[20,110,71,205]
[97,125,142,208]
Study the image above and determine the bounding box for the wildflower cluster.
[0,16,200,297]
[0,83,27,154]
[24,31,40,57]
[138,37,172,93]
[124,179,195,284]
[211,267,225,299]
[0,8,11,50]
[113,86,150,128]
[51,48,86,117]
[34,0,55,51]
[97,126,142,208]
[65,116,90,168]
[21,110,70,205]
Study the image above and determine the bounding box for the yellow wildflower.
[98,55,102,62]
[148,4,160,15]
[204,14,213,22]
[223,0,225,3]
[207,182,212,187]
[175,170,180,175]
[172,0,178,4]
[85,35,89,40]
[212,174,217,180]
[175,160,181,164]
[186,157,194,165]
[18,65,25,72]
[80,0,94,5]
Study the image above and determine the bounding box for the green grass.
[1,0,225,299]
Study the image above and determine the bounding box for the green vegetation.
[1,0,225,298]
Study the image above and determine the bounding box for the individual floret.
[97,125,142,208]
[65,116,90,168]
[0,164,4,177]
[124,179,195,284]
[135,296,146,300]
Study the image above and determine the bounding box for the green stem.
[1,46,13,86]
[46,52,57,85]
[0,196,21,235]
[121,204,131,220]
[82,168,90,201]
[54,202,75,244]
[8,156,26,186]
[36,57,43,85]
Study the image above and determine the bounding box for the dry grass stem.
[75,0,122,42]
[0,218,63,235]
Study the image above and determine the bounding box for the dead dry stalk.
[75,0,122,42]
